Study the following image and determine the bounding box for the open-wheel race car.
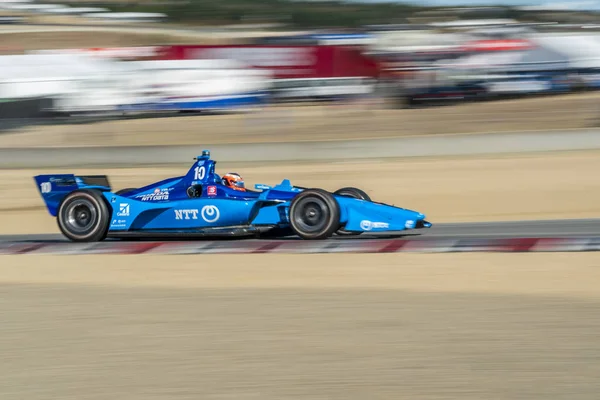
[34,150,431,242]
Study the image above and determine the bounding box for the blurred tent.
[442,34,600,73]
[530,34,600,69]
[0,53,272,115]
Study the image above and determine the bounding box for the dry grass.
[0,31,228,52]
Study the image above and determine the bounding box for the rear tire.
[334,187,371,236]
[57,189,110,242]
[289,189,340,240]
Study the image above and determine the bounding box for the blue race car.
[34,150,431,242]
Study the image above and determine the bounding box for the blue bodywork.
[34,151,431,239]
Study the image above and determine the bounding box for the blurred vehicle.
[404,81,488,106]
[34,150,431,242]
[0,16,24,24]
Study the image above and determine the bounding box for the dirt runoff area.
[0,92,598,147]
[0,252,599,400]
[0,30,226,52]
[1,149,600,235]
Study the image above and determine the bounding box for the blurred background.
[0,0,598,137]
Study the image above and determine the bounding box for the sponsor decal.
[117,203,130,217]
[49,177,76,186]
[207,186,217,196]
[201,205,220,223]
[174,209,199,220]
[255,184,272,191]
[136,188,169,201]
[360,220,390,231]
[405,220,416,229]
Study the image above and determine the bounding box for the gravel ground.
[0,253,599,400]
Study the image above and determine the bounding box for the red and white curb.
[1,237,600,255]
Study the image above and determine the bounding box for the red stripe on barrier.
[89,242,164,254]
[377,240,409,253]
[131,242,164,254]
[251,242,283,254]
[15,243,47,254]
[501,238,541,252]
[1,237,599,255]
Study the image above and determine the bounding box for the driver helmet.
[222,172,246,192]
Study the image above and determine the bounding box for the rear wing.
[34,174,111,216]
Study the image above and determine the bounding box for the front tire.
[57,189,110,242]
[289,189,340,240]
[334,187,371,236]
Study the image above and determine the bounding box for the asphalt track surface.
[2,218,600,244]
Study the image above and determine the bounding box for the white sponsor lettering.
[117,203,130,217]
[405,220,416,229]
[360,220,389,231]
[174,209,199,220]
[201,205,220,223]
[136,188,169,201]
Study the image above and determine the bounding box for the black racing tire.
[289,189,340,240]
[57,189,111,242]
[334,187,371,236]
[115,187,137,195]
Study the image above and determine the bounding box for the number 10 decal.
[40,182,51,193]
[194,166,206,180]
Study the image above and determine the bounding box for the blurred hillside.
[32,0,600,28]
